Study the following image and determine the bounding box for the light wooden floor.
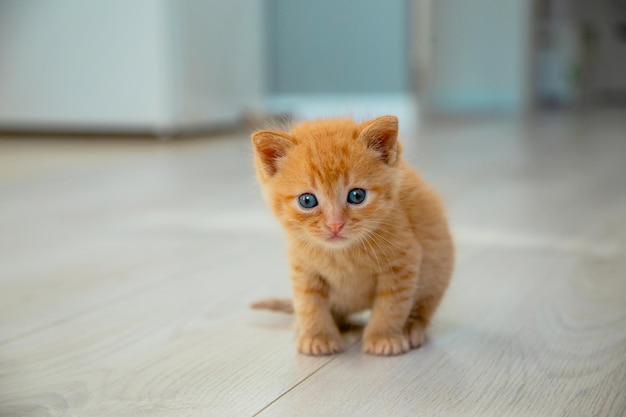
[1,111,625,417]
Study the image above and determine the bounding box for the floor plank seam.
[250,343,361,416]
[250,358,337,417]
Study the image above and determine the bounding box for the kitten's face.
[252,116,402,250]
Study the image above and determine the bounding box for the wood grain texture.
[1,111,626,416]
[257,249,626,417]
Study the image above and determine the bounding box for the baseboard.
[264,93,419,134]
[0,121,245,140]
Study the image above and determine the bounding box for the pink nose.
[326,222,344,235]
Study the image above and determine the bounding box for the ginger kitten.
[251,115,454,356]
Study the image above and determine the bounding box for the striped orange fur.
[251,116,454,356]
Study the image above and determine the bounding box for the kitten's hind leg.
[404,315,427,348]
[404,293,443,348]
[406,247,454,348]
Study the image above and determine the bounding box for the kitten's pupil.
[347,188,367,205]
[299,193,318,209]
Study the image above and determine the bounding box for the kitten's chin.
[300,231,356,249]
[317,235,353,249]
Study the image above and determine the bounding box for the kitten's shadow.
[339,315,367,347]
[251,311,366,348]
[251,312,467,355]
[340,314,465,351]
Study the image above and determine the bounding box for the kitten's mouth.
[324,234,349,245]
[311,230,352,246]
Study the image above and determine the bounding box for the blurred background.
[1,0,624,135]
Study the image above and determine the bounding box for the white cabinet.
[0,0,264,134]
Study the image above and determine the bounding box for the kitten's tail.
[250,298,294,314]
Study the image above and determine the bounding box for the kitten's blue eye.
[298,193,318,209]
[347,188,367,205]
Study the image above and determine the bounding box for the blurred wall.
[0,0,264,133]
[0,0,170,129]
[173,0,264,128]
[266,0,410,95]
[427,0,531,112]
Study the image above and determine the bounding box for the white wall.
[172,0,264,128]
[428,0,531,112]
[0,0,170,129]
[0,0,264,132]
[267,0,409,95]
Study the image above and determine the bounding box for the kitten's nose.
[326,222,345,236]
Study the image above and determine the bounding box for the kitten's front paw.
[297,334,342,356]
[363,333,410,356]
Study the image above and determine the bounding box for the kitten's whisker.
[365,232,394,271]
[371,230,405,252]
[361,233,382,271]
[362,232,389,271]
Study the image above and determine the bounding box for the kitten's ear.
[251,130,296,177]
[357,115,400,165]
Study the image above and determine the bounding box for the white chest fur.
[317,251,377,314]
